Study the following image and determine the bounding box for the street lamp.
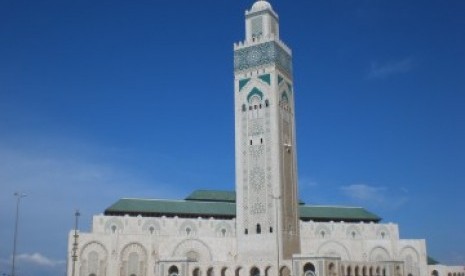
[71,210,80,276]
[11,192,26,276]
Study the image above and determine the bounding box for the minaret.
[234,0,300,263]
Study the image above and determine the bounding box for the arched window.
[250,267,260,276]
[111,225,117,233]
[245,228,248,235]
[221,228,227,237]
[193,268,201,276]
[242,104,247,112]
[328,263,335,276]
[186,227,192,236]
[149,226,155,234]
[221,267,228,276]
[265,99,269,107]
[355,266,360,276]
[303,262,316,276]
[169,266,179,276]
[256,224,261,234]
[207,267,214,276]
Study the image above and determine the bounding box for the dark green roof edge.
[185,190,236,203]
[186,190,305,205]
[104,198,381,222]
[427,256,440,265]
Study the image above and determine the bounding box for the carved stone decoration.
[251,202,266,214]
[250,145,264,160]
[234,41,292,75]
[249,119,264,135]
[120,243,148,276]
[249,166,265,191]
[172,239,213,263]
[79,242,108,276]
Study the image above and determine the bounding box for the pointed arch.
[317,240,351,261]
[247,87,264,102]
[369,246,390,262]
[172,238,213,262]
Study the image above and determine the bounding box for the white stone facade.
[67,2,464,276]
[69,215,440,276]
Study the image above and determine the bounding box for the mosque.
[67,1,465,276]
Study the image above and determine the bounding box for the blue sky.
[1,0,464,275]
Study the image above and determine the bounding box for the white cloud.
[367,57,414,79]
[341,184,408,209]
[0,137,180,270]
[16,253,65,267]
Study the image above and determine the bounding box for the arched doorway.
[169,265,179,276]
[280,266,291,276]
[303,262,316,276]
[250,267,260,276]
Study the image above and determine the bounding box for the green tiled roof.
[185,190,236,203]
[299,205,380,222]
[427,256,440,265]
[104,190,381,222]
[105,198,236,218]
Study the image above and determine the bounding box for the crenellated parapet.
[234,34,291,55]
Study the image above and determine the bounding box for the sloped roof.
[185,190,236,203]
[299,205,380,222]
[105,198,236,218]
[104,190,381,222]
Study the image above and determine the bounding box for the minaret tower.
[234,0,300,263]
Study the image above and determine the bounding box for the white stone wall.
[428,265,465,276]
[300,221,428,276]
[68,215,438,276]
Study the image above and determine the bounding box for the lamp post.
[11,192,26,276]
[71,210,80,276]
[272,194,281,276]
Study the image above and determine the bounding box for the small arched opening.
[169,266,179,276]
[280,266,291,276]
[303,262,316,276]
[236,267,243,276]
[250,267,260,276]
